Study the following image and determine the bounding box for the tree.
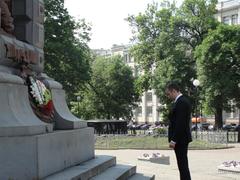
[127,2,195,114]
[72,55,139,120]
[175,0,218,49]
[127,3,177,92]
[127,0,219,120]
[195,25,240,128]
[44,0,92,101]
[152,42,195,114]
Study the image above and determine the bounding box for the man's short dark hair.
[166,81,181,92]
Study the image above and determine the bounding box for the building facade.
[216,0,240,25]
[111,44,161,124]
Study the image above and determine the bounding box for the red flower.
[41,100,54,116]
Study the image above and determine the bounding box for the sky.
[64,0,182,50]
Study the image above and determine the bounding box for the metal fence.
[192,130,239,144]
[226,131,239,143]
[94,130,239,149]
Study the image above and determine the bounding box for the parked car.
[222,124,234,131]
[201,123,211,131]
[140,124,151,130]
[208,124,214,131]
[234,125,240,131]
[135,124,143,130]
[230,123,237,130]
[191,124,202,131]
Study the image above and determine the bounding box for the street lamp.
[238,83,240,126]
[238,83,240,142]
[77,96,81,117]
[193,79,200,139]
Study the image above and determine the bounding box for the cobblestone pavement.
[96,144,240,180]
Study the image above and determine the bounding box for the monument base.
[0,127,95,180]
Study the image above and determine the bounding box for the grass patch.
[95,135,228,150]
[189,140,229,150]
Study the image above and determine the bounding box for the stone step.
[128,173,155,180]
[44,155,116,180]
[90,164,136,180]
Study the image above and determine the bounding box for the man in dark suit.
[166,82,192,180]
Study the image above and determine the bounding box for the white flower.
[29,77,51,106]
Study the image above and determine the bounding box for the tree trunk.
[215,106,223,129]
[238,129,240,143]
[107,113,111,120]
[238,112,240,143]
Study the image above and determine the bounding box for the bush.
[154,127,167,135]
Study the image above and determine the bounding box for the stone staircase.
[44,155,155,180]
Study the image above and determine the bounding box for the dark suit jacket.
[168,95,192,144]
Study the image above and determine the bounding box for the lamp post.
[193,79,200,139]
[238,83,240,142]
[77,96,81,117]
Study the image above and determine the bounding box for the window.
[134,68,138,77]
[134,65,142,77]
[128,55,133,63]
[146,106,152,117]
[124,54,133,63]
[124,54,128,63]
[222,16,230,24]
[146,92,152,102]
[136,107,142,116]
[232,14,238,25]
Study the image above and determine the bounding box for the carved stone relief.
[0,0,14,34]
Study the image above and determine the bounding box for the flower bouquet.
[27,76,54,123]
[138,152,170,165]
[138,153,151,161]
[218,161,240,173]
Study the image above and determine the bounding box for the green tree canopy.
[195,25,240,128]
[44,0,92,101]
[175,0,218,49]
[72,55,139,120]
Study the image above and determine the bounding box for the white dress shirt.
[174,93,183,103]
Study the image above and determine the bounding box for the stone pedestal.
[0,73,94,180]
[0,127,95,180]
[0,72,52,137]
[42,77,87,130]
[0,1,95,179]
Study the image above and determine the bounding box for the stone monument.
[0,1,155,179]
[0,0,94,179]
